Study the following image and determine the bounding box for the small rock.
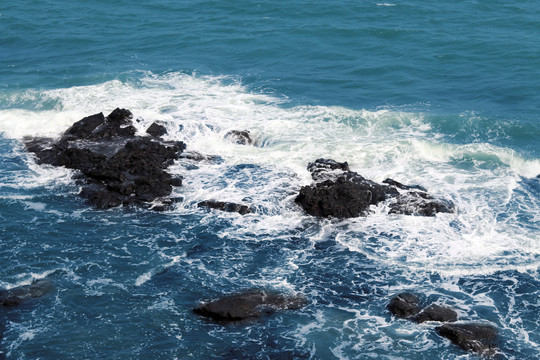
[198,200,251,215]
[307,158,349,180]
[225,130,253,145]
[387,292,421,318]
[388,191,456,216]
[146,122,167,138]
[193,289,307,322]
[436,323,498,356]
[413,304,458,323]
[382,178,427,192]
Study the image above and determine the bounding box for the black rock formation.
[436,323,498,356]
[387,292,421,318]
[295,159,455,218]
[25,108,185,209]
[0,279,54,307]
[413,304,458,323]
[146,121,167,138]
[198,200,251,215]
[193,289,306,322]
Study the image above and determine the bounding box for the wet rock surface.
[436,323,498,356]
[295,159,455,218]
[387,292,421,318]
[413,304,458,323]
[25,108,185,209]
[146,121,167,138]
[0,279,54,307]
[198,200,252,215]
[225,130,253,145]
[193,290,307,322]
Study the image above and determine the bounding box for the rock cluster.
[295,159,455,218]
[25,109,185,210]
[387,292,498,356]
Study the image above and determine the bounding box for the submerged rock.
[194,290,306,322]
[436,323,498,356]
[198,200,251,215]
[0,279,54,307]
[413,304,458,323]
[387,292,421,318]
[25,108,185,209]
[296,159,455,218]
[225,130,253,145]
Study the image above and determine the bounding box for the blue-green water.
[0,1,539,359]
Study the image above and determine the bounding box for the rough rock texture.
[295,159,455,218]
[198,200,251,215]
[436,323,498,356]
[0,279,54,307]
[25,108,185,209]
[146,121,167,138]
[387,293,421,318]
[413,304,458,323]
[225,130,253,145]
[193,290,307,322]
[382,178,427,192]
[388,191,455,216]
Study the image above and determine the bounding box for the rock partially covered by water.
[0,279,54,307]
[193,290,307,322]
[295,159,455,218]
[387,292,421,318]
[146,121,167,138]
[388,191,455,216]
[25,108,185,209]
[436,323,498,356]
[198,200,252,215]
[413,304,458,323]
[225,130,253,145]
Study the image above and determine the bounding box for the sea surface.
[1,1,539,359]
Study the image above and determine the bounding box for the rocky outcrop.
[193,290,306,322]
[0,279,53,307]
[413,304,457,323]
[387,292,421,318]
[436,323,498,356]
[225,130,253,145]
[198,200,252,215]
[25,108,185,209]
[295,159,455,218]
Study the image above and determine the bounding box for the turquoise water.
[1,1,539,359]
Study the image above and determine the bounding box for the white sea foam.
[1,72,538,278]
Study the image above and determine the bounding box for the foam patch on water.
[0,71,538,278]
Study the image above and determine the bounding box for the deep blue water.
[1,1,539,359]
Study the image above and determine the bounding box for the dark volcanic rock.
[146,121,167,138]
[296,159,455,218]
[25,108,185,209]
[388,191,455,216]
[0,279,53,307]
[198,200,251,215]
[295,171,398,218]
[413,304,458,323]
[225,130,253,145]
[307,158,350,181]
[193,290,306,322]
[387,293,421,318]
[436,323,498,356]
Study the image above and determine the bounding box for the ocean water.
[0,1,539,359]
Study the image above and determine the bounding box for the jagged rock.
[0,279,53,307]
[295,171,398,218]
[193,290,306,322]
[225,130,253,145]
[413,304,458,323]
[198,200,251,215]
[25,108,186,209]
[307,158,350,181]
[382,178,427,192]
[388,191,455,216]
[387,293,421,318]
[436,323,498,356]
[146,121,167,138]
[296,159,455,218]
